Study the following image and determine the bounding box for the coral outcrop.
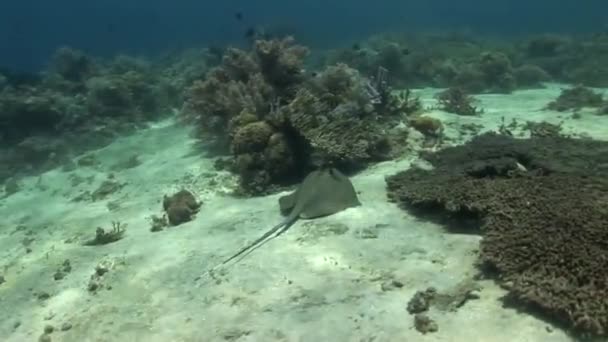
[184,38,416,195]
[386,133,608,336]
[163,190,201,226]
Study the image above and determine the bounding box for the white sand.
[1,83,606,342]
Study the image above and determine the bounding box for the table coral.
[386,133,608,336]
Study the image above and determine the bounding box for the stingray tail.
[197,214,298,281]
[220,219,287,266]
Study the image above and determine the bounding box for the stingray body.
[213,167,360,268]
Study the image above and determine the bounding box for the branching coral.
[182,38,301,154]
[435,87,481,116]
[254,37,309,91]
[184,39,413,195]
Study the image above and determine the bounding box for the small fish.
[244,27,257,39]
[234,11,243,21]
[352,43,361,51]
[401,47,411,55]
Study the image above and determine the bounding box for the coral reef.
[328,31,608,91]
[386,133,608,336]
[546,85,604,112]
[184,38,414,195]
[0,46,185,184]
[163,189,201,226]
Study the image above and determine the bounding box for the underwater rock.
[414,314,438,334]
[407,287,437,314]
[163,189,201,226]
[386,132,608,337]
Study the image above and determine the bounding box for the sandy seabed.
[1,83,607,342]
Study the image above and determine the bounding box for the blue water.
[1,0,607,71]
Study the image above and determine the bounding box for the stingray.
[202,167,360,276]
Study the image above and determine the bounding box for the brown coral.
[408,115,443,137]
[184,40,409,195]
[254,37,309,90]
[231,121,274,154]
[386,133,608,336]
[163,190,201,226]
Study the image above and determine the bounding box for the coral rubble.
[0,46,186,183]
